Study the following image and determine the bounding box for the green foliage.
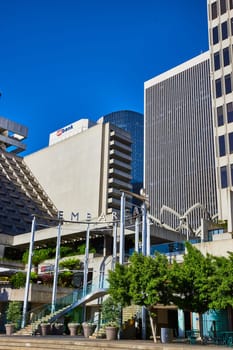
[60,246,73,258]
[58,271,73,287]
[77,243,96,255]
[108,252,171,311]
[101,296,121,326]
[22,248,53,266]
[6,301,22,328]
[59,257,81,271]
[108,263,131,307]
[128,252,171,309]
[10,272,26,289]
[169,242,215,314]
[208,253,233,309]
[10,271,38,288]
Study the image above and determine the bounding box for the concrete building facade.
[207,0,233,230]
[144,52,218,231]
[25,121,132,221]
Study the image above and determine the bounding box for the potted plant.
[40,322,51,336]
[5,301,22,335]
[101,296,121,340]
[68,322,80,336]
[82,322,96,338]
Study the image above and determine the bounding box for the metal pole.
[119,192,125,265]
[146,216,151,257]
[83,221,90,298]
[141,200,147,340]
[82,214,91,321]
[112,221,117,269]
[141,201,147,256]
[51,219,62,313]
[135,216,140,253]
[21,216,36,329]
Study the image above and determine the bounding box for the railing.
[23,276,109,330]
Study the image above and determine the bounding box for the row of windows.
[212,19,233,44]
[214,46,230,70]
[218,132,233,156]
[215,73,232,97]
[211,0,233,20]
[217,101,233,126]
[220,164,233,187]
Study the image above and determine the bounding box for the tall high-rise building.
[207,0,233,230]
[144,52,217,231]
[25,120,132,220]
[98,110,144,197]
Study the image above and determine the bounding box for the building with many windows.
[144,52,218,231]
[98,110,144,198]
[25,120,132,221]
[207,0,233,230]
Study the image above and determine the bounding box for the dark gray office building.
[144,52,218,231]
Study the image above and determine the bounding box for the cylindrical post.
[141,201,147,256]
[135,216,140,253]
[112,221,117,269]
[119,192,125,265]
[146,216,151,256]
[141,200,147,340]
[51,219,62,313]
[21,216,36,329]
[82,215,91,322]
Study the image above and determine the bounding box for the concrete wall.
[25,123,108,221]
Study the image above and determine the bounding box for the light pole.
[119,192,125,265]
[83,212,91,321]
[51,211,63,314]
[21,215,36,329]
[120,189,149,340]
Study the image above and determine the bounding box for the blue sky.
[0,0,208,155]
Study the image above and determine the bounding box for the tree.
[208,253,233,310]
[108,252,172,342]
[170,242,216,336]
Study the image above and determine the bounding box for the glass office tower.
[98,110,144,198]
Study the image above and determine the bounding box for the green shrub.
[6,301,22,329]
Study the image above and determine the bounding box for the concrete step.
[0,337,225,350]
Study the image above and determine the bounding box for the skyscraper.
[144,52,217,231]
[207,0,233,230]
[98,110,144,197]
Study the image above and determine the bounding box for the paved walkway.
[0,336,230,350]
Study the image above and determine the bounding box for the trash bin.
[161,327,173,343]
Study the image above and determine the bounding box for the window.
[231,164,233,186]
[220,0,226,14]
[229,132,233,153]
[231,18,233,35]
[230,0,233,9]
[223,47,230,66]
[213,26,219,44]
[212,2,218,19]
[219,135,226,156]
[215,78,222,98]
[217,106,224,126]
[227,102,233,123]
[214,52,221,70]
[222,21,228,40]
[225,74,232,94]
[220,166,228,188]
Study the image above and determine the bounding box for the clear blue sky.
[0,0,208,155]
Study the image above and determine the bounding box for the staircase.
[15,281,108,336]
